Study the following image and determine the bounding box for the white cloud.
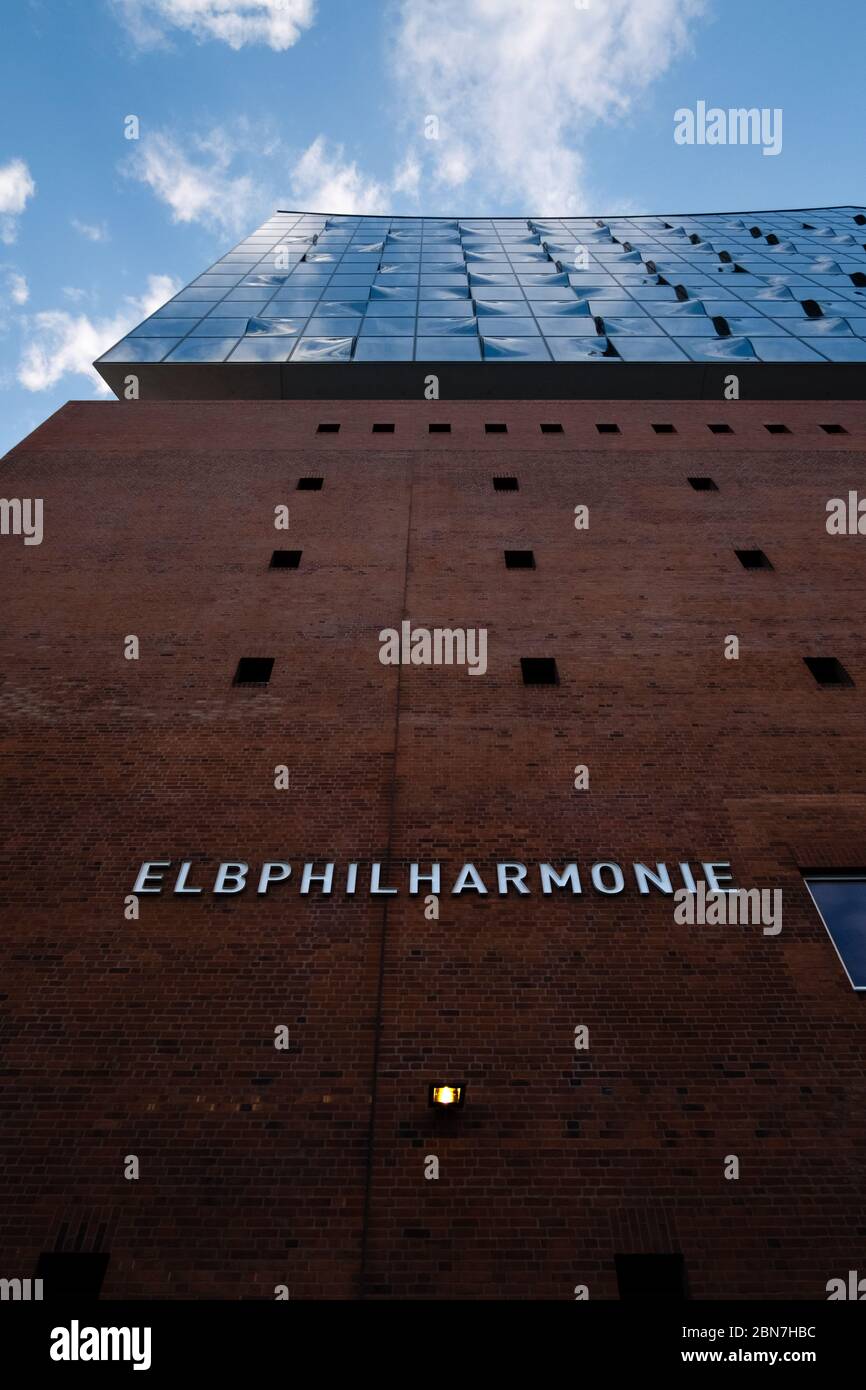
[125,127,264,236]
[288,137,388,215]
[391,151,421,201]
[17,273,179,393]
[128,125,396,230]
[62,287,88,302]
[112,0,315,51]
[71,217,110,242]
[7,271,28,304]
[0,158,36,243]
[391,0,707,212]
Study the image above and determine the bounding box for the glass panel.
[359,318,415,335]
[353,338,415,360]
[245,318,307,335]
[481,336,551,360]
[536,319,600,336]
[750,338,826,362]
[546,337,618,360]
[804,879,866,989]
[227,339,294,361]
[594,317,666,336]
[415,337,481,359]
[290,337,355,361]
[186,318,249,336]
[98,337,178,362]
[610,336,690,361]
[164,337,240,361]
[414,301,474,316]
[674,337,759,361]
[130,318,196,336]
[416,317,479,335]
[810,339,866,361]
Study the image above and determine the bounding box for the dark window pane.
[804,878,866,988]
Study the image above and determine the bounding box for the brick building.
[1,209,865,1301]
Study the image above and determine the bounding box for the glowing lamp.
[429,1083,465,1109]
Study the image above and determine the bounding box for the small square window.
[735,548,773,570]
[596,423,620,434]
[764,423,790,435]
[429,422,451,433]
[372,423,395,433]
[317,423,340,434]
[270,550,302,569]
[297,477,323,490]
[521,657,558,685]
[493,476,518,492]
[803,874,866,988]
[505,549,535,569]
[615,1253,687,1301]
[234,657,274,685]
[804,656,854,687]
[689,477,718,491]
[652,423,676,434]
[708,423,733,434]
[485,422,508,434]
[820,423,847,434]
[540,422,564,434]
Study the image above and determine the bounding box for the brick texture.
[1,398,865,1299]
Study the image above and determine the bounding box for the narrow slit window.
[735,548,773,570]
[316,422,340,434]
[485,422,508,434]
[297,477,323,490]
[688,477,718,491]
[234,657,274,685]
[504,549,535,569]
[270,550,302,569]
[372,422,395,433]
[804,656,854,687]
[540,423,564,434]
[493,476,519,492]
[429,422,451,433]
[521,657,558,685]
[708,423,733,434]
[596,423,620,434]
[652,423,676,434]
[820,424,847,435]
[764,423,790,435]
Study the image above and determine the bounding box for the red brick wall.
[1,398,865,1299]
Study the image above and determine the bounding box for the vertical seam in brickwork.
[358,453,415,1299]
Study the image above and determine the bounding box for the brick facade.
[1,398,865,1299]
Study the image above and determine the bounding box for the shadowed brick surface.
[1,399,865,1299]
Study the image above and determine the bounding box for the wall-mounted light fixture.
[428,1083,466,1109]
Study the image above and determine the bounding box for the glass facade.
[97,207,866,368]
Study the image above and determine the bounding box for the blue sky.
[0,0,863,455]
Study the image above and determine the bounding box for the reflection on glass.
[290,337,355,361]
[804,879,866,988]
[165,337,239,362]
[101,207,866,370]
